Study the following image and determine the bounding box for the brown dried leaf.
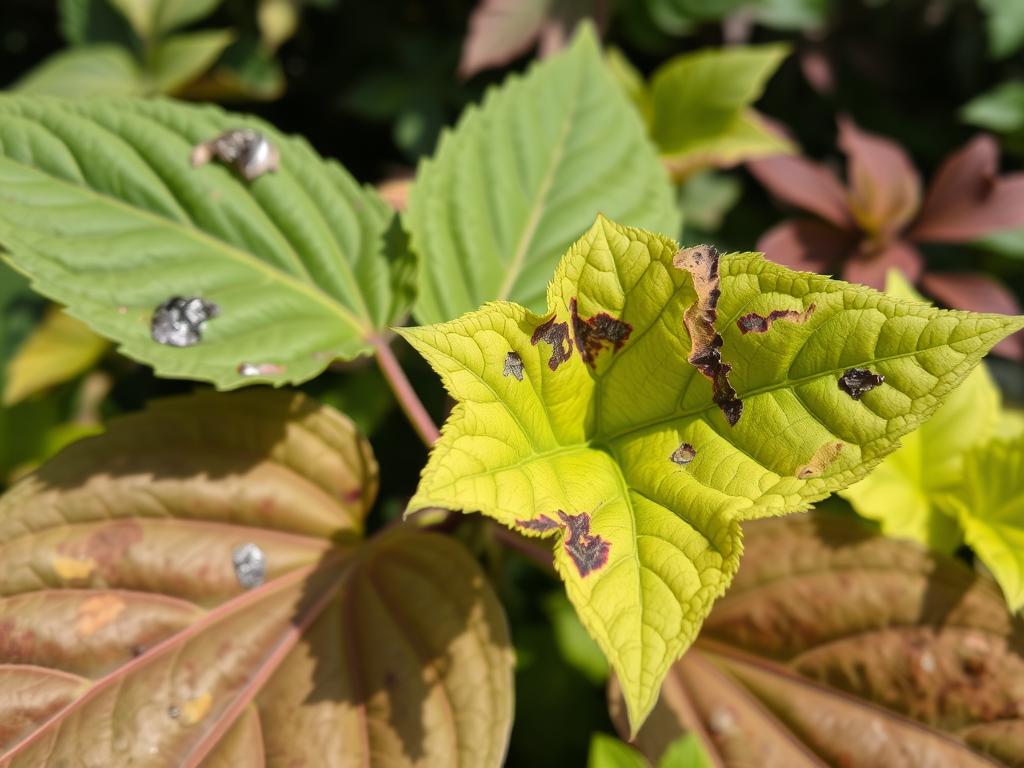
[611,512,1024,767]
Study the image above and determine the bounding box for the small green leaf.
[59,0,138,47]
[840,271,1002,551]
[962,80,1024,134]
[149,29,235,94]
[14,47,145,98]
[649,44,794,180]
[406,26,678,325]
[589,733,652,768]
[3,307,109,406]
[943,435,1024,612]
[181,36,286,102]
[0,97,410,388]
[401,216,1024,732]
[979,0,1024,58]
[658,734,713,768]
[109,0,224,42]
[545,591,609,684]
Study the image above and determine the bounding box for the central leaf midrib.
[0,154,370,339]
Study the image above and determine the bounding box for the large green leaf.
[0,390,514,766]
[612,512,1024,767]
[0,97,411,388]
[944,434,1024,612]
[15,47,146,98]
[406,26,678,326]
[399,216,1024,732]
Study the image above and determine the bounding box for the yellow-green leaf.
[109,0,223,41]
[149,29,235,94]
[400,216,1024,733]
[3,307,108,406]
[840,271,1001,551]
[943,434,1024,612]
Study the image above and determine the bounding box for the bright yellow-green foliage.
[400,217,1024,732]
[943,435,1024,612]
[840,272,1002,551]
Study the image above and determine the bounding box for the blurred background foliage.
[2,0,1024,764]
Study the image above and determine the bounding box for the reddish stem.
[371,336,440,447]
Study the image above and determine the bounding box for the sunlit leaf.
[612,512,1024,767]
[589,733,650,768]
[180,37,287,102]
[3,307,108,406]
[0,97,410,388]
[0,390,514,766]
[108,0,224,42]
[149,29,235,94]
[406,27,678,325]
[400,215,1023,732]
[979,0,1024,58]
[14,47,145,98]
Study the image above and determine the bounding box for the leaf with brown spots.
[0,390,513,767]
[610,512,1024,768]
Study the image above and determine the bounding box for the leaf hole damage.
[670,442,696,465]
[673,245,743,426]
[151,297,219,348]
[191,128,280,181]
[516,511,610,577]
[796,441,844,479]
[232,543,266,589]
[737,303,816,334]
[502,351,525,381]
[530,316,573,371]
[569,298,632,367]
[838,367,885,400]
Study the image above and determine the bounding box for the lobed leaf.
[401,215,1024,732]
[0,97,411,388]
[612,512,1024,767]
[406,26,678,326]
[0,390,514,766]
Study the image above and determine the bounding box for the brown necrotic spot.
[796,441,844,479]
[673,245,743,426]
[557,511,610,577]
[738,303,816,334]
[530,316,573,371]
[838,368,885,400]
[515,514,559,532]
[569,298,632,368]
[503,351,525,381]
[670,442,696,465]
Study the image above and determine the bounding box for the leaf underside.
[401,215,1024,732]
[0,97,410,389]
[612,512,1024,768]
[0,390,514,767]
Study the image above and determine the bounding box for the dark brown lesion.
[670,442,696,465]
[515,510,610,577]
[838,368,885,400]
[569,298,633,368]
[738,303,816,334]
[530,316,573,371]
[515,514,559,532]
[673,245,743,426]
[503,351,525,381]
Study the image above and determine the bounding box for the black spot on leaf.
[191,128,280,181]
[557,510,610,577]
[503,351,525,381]
[838,368,885,400]
[737,304,816,334]
[670,442,696,465]
[530,316,573,371]
[569,298,632,368]
[151,297,219,348]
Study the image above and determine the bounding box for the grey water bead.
[190,128,280,181]
[151,296,219,348]
[232,543,266,589]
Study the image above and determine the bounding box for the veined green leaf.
[0,97,411,388]
[15,47,145,98]
[406,26,678,326]
[149,29,235,94]
[400,216,1024,732]
[944,435,1024,612]
[840,271,1002,551]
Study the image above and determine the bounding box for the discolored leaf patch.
[737,304,816,334]
[570,298,632,368]
[838,367,886,400]
[531,315,574,371]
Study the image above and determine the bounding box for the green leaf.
[0,390,515,765]
[944,435,1024,612]
[406,26,679,326]
[658,734,712,768]
[979,0,1024,58]
[59,0,138,47]
[649,44,794,181]
[615,512,1024,767]
[0,97,410,388]
[400,216,1024,732]
[840,271,1002,551]
[589,733,652,768]
[545,591,609,684]
[605,47,653,126]
[962,80,1024,134]
[108,0,224,42]
[3,307,109,406]
[678,170,742,233]
[14,46,145,98]
[180,36,286,102]
[149,29,235,94]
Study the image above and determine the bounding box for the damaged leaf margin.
[398,215,1024,734]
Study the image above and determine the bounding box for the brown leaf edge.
[610,512,1024,768]
[0,389,514,767]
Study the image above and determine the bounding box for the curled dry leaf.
[0,390,514,767]
[610,512,1024,768]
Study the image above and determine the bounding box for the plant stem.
[371,336,440,447]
